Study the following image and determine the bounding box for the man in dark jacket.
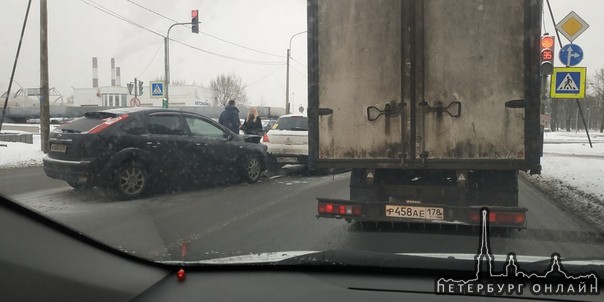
[219,100,241,134]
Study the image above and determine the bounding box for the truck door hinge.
[420,101,461,118]
[366,102,405,121]
[505,99,525,108]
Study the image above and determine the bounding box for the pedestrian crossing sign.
[550,67,586,99]
[150,81,164,98]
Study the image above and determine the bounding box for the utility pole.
[0,0,32,133]
[285,31,306,115]
[164,10,199,106]
[164,36,170,104]
[285,48,290,114]
[40,0,50,153]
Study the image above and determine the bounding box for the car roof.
[278,113,307,118]
[100,107,182,114]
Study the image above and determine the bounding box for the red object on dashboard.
[177,268,186,281]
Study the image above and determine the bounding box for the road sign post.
[553,11,592,148]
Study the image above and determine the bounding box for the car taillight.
[318,203,361,216]
[469,211,525,225]
[262,133,270,142]
[88,114,129,134]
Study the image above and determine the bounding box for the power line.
[290,56,307,68]
[127,0,285,58]
[289,65,307,77]
[171,39,285,65]
[136,41,163,78]
[244,65,285,88]
[82,0,286,66]
[80,0,163,37]
[200,32,285,58]
[127,0,178,23]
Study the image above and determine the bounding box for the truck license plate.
[276,157,297,163]
[50,143,67,153]
[385,205,444,220]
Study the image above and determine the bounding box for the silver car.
[262,114,308,166]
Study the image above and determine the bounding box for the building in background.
[72,84,216,107]
[72,57,217,107]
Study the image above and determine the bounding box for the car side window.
[120,117,145,135]
[185,116,226,139]
[147,114,186,135]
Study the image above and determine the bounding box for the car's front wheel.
[240,155,262,183]
[111,161,148,200]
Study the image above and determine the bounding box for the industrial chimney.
[111,58,116,87]
[116,67,121,87]
[92,57,99,88]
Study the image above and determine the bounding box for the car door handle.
[195,143,208,147]
[146,142,160,147]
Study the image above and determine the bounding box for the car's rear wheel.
[111,161,148,200]
[240,155,262,183]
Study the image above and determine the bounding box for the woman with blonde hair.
[241,107,263,143]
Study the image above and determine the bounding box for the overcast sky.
[0,0,308,108]
[1,0,603,109]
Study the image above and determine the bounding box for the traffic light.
[191,10,199,33]
[138,80,143,96]
[540,34,555,76]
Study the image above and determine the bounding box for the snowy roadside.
[522,131,604,232]
[0,133,45,169]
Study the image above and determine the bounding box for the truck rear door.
[308,0,542,170]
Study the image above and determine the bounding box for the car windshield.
[274,116,308,131]
[1,1,604,299]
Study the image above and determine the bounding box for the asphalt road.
[1,166,602,262]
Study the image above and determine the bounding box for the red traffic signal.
[191,10,199,33]
[540,35,555,75]
[540,35,554,48]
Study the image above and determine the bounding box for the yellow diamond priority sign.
[556,11,589,42]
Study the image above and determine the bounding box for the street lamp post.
[165,23,189,104]
[164,17,198,105]
[285,31,306,115]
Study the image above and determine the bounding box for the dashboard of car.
[1,195,601,302]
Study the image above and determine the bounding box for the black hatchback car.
[43,108,268,200]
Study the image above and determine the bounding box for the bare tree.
[210,73,248,107]
[588,68,604,132]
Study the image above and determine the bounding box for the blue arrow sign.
[559,44,583,67]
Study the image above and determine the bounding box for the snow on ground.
[522,131,604,231]
[0,133,45,168]
[1,126,603,229]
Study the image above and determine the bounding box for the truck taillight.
[318,203,361,216]
[262,133,269,142]
[88,114,129,134]
[469,211,525,225]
